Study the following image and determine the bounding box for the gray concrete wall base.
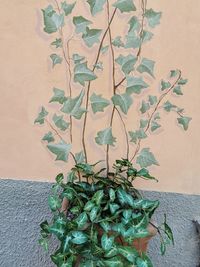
[0,179,199,267]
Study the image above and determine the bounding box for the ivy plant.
[35,0,191,266]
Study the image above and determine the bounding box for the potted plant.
[35,0,191,266]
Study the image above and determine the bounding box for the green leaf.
[136,254,153,267]
[170,69,178,78]
[112,93,133,114]
[145,8,162,28]
[74,62,97,86]
[39,238,49,252]
[90,93,110,113]
[142,30,154,42]
[129,129,147,144]
[42,5,64,34]
[164,221,174,245]
[137,58,155,78]
[94,62,103,70]
[87,0,106,16]
[128,16,140,32]
[47,141,72,162]
[125,31,141,49]
[100,45,109,54]
[118,246,139,263]
[51,38,62,48]
[104,256,124,267]
[75,212,88,229]
[100,221,111,232]
[136,148,159,168]
[126,77,148,95]
[140,119,148,129]
[109,203,120,214]
[53,114,69,131]
[109,188,116,202]
[50,54,62,67]
[151,121,161,132]
[177,116,192,130]
[113,0,136,13]
[50,88,67,104]
[72,54,85,64]
[161,80,171,91]
[112,36,124,47]
[92,190,104,205]
[137,168,157,181]
[62,235,72,254]
[82,27,102,47]
[104,247,118,258]
[42,132,55,143]
[34,106,48,124]
[84,200,95,211]
[95,127,116,146]
[48,195,62,211]
[73,16,92,34]
[148,95,157,105]
[173,86,183,95]
[101,234,114,251]
[140,101,150,114]
[61,90,86,119]
[163,101,176,112]
[75,151,85,163]
[117,188,134,206]
[154,112,160,120]
[115,54,137,75]
[89,206,99,222]
[61,1,76,16]
[160,241,166,256]
[55,173,64,184]
[71,231,88,244]
[178,78,188,85]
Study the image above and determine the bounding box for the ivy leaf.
[113,0,136,13]
[151,121,161,132]
[72,54,85,64]
[61,1,76,16]
[137,58,155,78]
[129,130,147,144]
[154,112,160,120]
[101,234,114,251]
[112,93,133,114]
[136,148,159,168]
[163,101,176,112]
[90,93,110,113]
[82,27,102,47]
[95,127,116,146]
[140,101,150,114]
[51,38,62,48]
[140,119,148,129]
[61,90,86,119]
[48,195,62,211]
[53,114,69,131]
[71,231,88,244]
[128,16,140,32]
[148,95,157,105]
[87,0,106,16]
[50,54,62,67]
[137,168,157,181]
[161,80,171,91]
[126,77,148,95]
[47,141,72,162]
[94,62,103,70]
[42,5,64,34]
[50,88,67,104]
[125,31,141,49]
[178,78,188,85]
[101,45,109,54]
[73,16,92,34]
[173,86,183,95]
[112,36,124,47]
[170,69,178,78]
[115,54,137,75]
[142,30,154,42]
[42,132,55,143]
[74,62,97,86]
[145,8,162,28]
[177,116,192,130]
[75,151,85,163]
[34,106,48,124]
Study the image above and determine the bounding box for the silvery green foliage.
[36,2,191,265]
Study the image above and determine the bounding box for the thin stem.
[82,7,117,163]
[130,71,182,162]
[115,108,130,159]
[106,0,116,173]
[54,0,73,143]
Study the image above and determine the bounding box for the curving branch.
[130,70,182,162]
[82,7,117,163]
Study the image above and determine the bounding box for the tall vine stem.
[130,70,182,162]
[82,7,117,163]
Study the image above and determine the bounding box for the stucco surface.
[0,179,199,267]
[0,0,200,194]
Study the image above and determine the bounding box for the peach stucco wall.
[0,0,200,195]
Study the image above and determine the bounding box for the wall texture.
[0,179,199,267]
[0,0,199,194]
